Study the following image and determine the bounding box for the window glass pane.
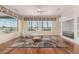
[42,21,53,31]
[27,21,38,31]
[32,21,37,27]
[43,21,47,27]
[27,21,32,31]
[48,21,53,27]
[27,21,31,28]
[0,18,17,34]
[38,21,42,28]
[32,21,38,31]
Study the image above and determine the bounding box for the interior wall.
[74,6,79,17]
[18,17,25,33]
[60,6,79,20]
[61,6,74,19]
[0,32,20,44]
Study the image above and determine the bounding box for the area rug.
[10,38,67,48]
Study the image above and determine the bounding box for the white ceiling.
[6,5,73,16]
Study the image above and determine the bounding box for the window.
[32,21,38,31]
[27,21,38,31]
[27,20,54,31]
[27,21,32,31]
[0,18,17,34]
[42,21,53,31]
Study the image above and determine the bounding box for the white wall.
[61,6,74,19]
[0,32,20,44]
[60,6,79,19]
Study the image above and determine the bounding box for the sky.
[0,18,17,27]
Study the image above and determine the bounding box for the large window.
[0,18,17,34]
[27,21,38,31]
[42,21,53,31]
[27,20,54,31]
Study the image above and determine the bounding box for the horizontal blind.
[24,17,56,21]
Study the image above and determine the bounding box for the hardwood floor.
[2,48,68,54]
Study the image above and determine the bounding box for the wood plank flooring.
[3,48,67,54]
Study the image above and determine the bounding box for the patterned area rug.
[10,37,67,48]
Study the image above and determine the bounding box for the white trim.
[74,17,77,40]
[61,36,79,45]
[61,17,75,22]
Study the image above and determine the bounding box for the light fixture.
[37,8,41,11]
